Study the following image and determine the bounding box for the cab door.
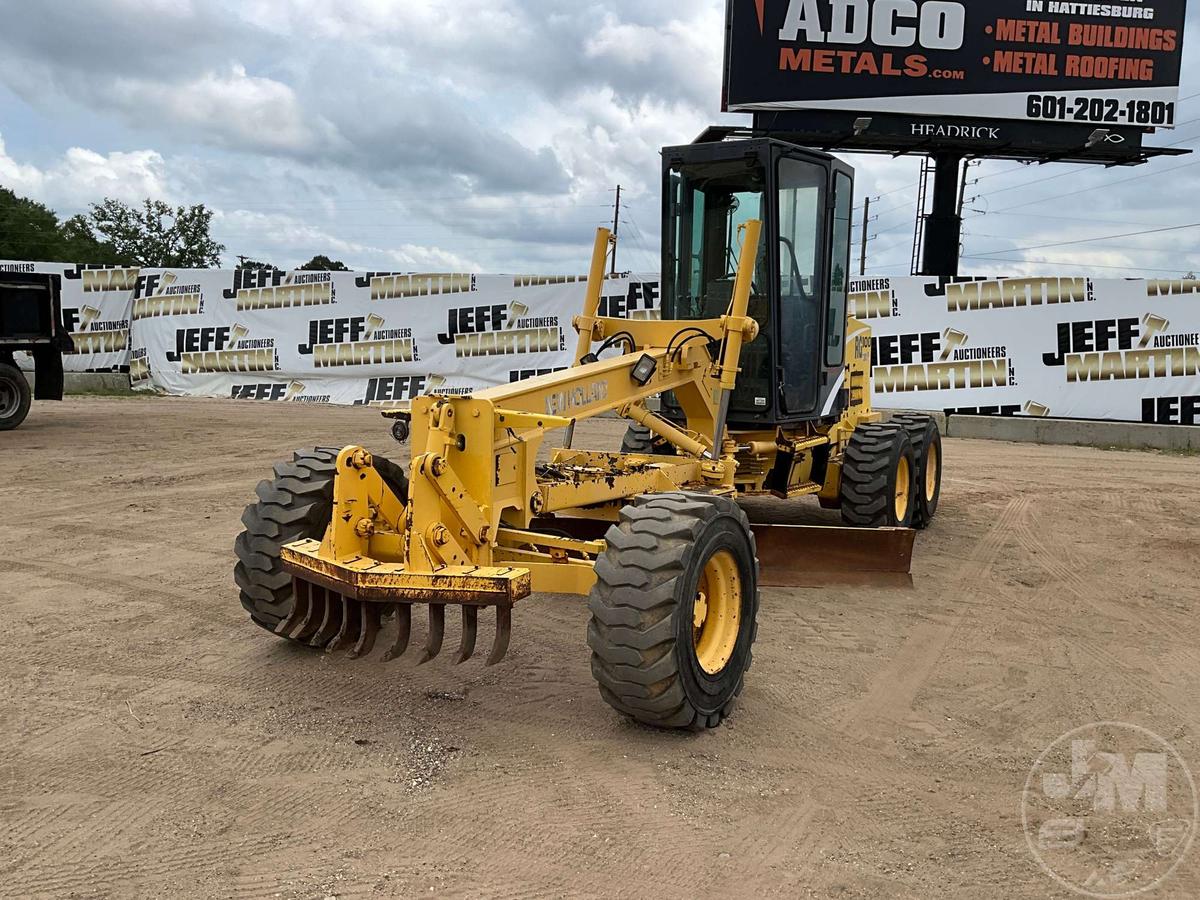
[773,152,829,417]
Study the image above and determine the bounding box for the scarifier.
[234,136,943,730]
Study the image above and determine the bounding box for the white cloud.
[1,0,1197,275]
[108,65,341,158]
[0,133,170,211]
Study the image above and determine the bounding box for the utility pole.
[859,196,871,277]
[610,184,622,276]
[955,159,981,269]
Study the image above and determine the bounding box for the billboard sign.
[724,0,1188,127]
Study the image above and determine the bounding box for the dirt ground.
[3,396,1200,899]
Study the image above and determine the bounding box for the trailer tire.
[0,363,31,431]
[587,493,760,731]
[620,423,674,456]
[889,414,942,529]
[234,449,411,637]
[839,424,918,529]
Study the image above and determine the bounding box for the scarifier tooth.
[418,605,445,665]
[383,605,412,662]
[486,606,512,667]
[277,580,311,636]
[456,606,478,664]
[326,596,363,653]
[348,604,382,659]
[279,585,319,643]
[308,588,344,648]
[287,582,325,641]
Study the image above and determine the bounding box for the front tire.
[839,424,918,528]
[587,493,760,731]
[0,363,32,431]
[234,448,340,636]
[234,448,411,637]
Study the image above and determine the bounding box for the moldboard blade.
[750,524,915,588]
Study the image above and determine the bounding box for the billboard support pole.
[920,152,964,278]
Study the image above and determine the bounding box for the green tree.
[236,258,277,271]
[300,254,350,271]
[0,189,132,264]
[58,214,128,265]
[0,188,66,261]
[88,199,225,268]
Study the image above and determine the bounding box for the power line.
[962,100,1200,202]
[964,210,1187,229]
[990,157,1200,213]
[960,255,1194,274]
[968,221,1200,257]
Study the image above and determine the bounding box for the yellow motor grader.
[234,137,942,730]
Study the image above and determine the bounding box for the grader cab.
[234,137,942,731]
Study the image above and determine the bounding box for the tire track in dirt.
[1008,516,1197,727]
[0,834,296,899]
[836,496,1031,741]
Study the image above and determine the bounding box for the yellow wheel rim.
[924,442,940,503]
[692,550,742,675]
[894,456,912,522]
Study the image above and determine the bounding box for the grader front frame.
[234,137,942,730]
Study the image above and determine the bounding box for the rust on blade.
[281,541,531,607]
[750,525,915,588]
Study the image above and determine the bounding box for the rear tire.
[890,414,942,529]
[839,424,918,528]
[620,424,673,456]
[587,493,760,731]
[0,363,32,431]
[233,449,411,638]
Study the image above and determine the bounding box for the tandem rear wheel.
[839,418,942,529]
[889,414,943,529]
[587,493,760,731]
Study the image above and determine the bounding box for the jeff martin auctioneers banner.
[850,275,1200,426]
[2,260,1199,426]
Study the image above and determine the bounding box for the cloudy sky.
[0,0,1198,277]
